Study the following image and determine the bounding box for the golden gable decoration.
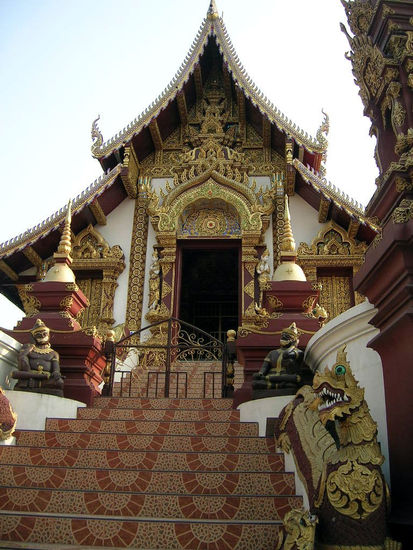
[71,225,125,336]
[297,222,367,320]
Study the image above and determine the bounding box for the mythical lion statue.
[274,345,398,549]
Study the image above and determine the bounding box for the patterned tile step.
[0,465,295,495]
[0,512,282,549]
[15,431,276,453]
[45,419,257,437]
[0,487,302,520]
[92,397,234,410]
[0,447,284,472]
[78,408,240,422]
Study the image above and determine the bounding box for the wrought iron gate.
[106,318,232,398]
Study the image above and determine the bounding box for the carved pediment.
[298,222,367,257]
[72,225,123,261]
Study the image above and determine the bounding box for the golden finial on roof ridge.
[280,194,296,254]
[43,200,76,283]
[56,200,72,258]
[207,0,219,19]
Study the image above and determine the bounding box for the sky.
[0,0,378,328]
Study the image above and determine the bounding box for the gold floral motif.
[17,286,41,316]
[395,175,413,193]
[59,296,73,310]
[126,196,149,332]
[178,204,241,238]
[393,199,413,223]
[267,295,283,310]
[326,460,383,520]
[275,508,317,550]
[71,225,125,336]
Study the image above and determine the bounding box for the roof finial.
[57,200,72,257]
[207,0,219,20]
[272,195,307,282]
[280,194,296,254]
[43,200,76,283]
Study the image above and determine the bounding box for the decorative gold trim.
[71,225,125,335]
[393,199,413,223]
[125,194,150,331]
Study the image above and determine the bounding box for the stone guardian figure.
[12,319,64,397]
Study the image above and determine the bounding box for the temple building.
[0,3,377,340]
[0,0,411,547]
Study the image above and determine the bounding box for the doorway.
[177,243,239,342]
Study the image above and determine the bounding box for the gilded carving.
[327,460,383,520]
[17,285,41,316]
[395,175,413,193]
[179,204,241,238]
[71,225,125,336]
[341,0,374,37]
[126,196,150,332]
[393,199,413,223]
[297,223,366,319]
[59,296,73,310]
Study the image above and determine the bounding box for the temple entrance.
[177,243,240,342]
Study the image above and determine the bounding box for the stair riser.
[77,409,240,421]
[15,432,275,453]
[93,397,234,410]
[0,465,295,495]
[45,419,257,437]
[0,447,284,472]
[0,488,302,521]
[0,515,281,550]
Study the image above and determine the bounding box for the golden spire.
[273,195,306,282]
[57,200,72,257]
[280,194,296,254]
[207,0,219,20]
[43,201,76,283]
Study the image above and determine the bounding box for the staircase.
[0,396,301,549]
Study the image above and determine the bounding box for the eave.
[0,165,126,305]
[91,9,327,171]
[293,159,379,244]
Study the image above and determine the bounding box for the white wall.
[0,330,20,389]
[248,176,271,191]
[305,300,390,483]
[97,197,135,326]
[4,390,85,431]
[289,193,326,248]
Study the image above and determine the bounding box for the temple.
[0,0,411,548]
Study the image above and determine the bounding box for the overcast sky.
[0,0,378,328]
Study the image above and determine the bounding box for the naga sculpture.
[275,346,398,549]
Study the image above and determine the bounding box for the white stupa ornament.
[43,200,76,283]
[273,195,307,282]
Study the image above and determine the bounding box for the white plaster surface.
[238,395,292,436]
[151,178,169,198]
[238,395,308,507]
[289,193,326,248]
[4,390,85,431]
[0,330,20,389]
[248,176,271,190]
[263,219,274,279]
[305,299,390,483]
[97,197,135,326]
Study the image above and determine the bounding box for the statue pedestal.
[7,281,106,406]
[234,281,321,408]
